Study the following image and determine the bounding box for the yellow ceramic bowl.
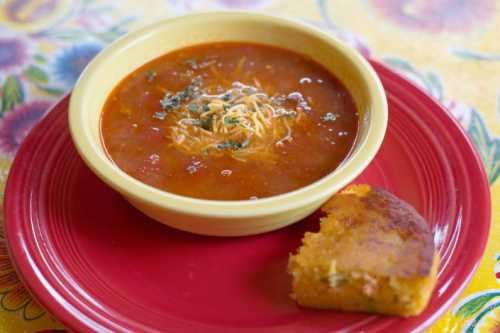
[69,12,388,236]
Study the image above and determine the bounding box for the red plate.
[4,61,490,332]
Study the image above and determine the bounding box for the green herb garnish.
[160,93,181,111]
[146,70,157,82]
[201,115,213,131]
[217,140,243,150]
[187,104,199,112]
[222,93,231,101]
[159,77,203,113]
[224,117,240,125]
[185,58,198,69]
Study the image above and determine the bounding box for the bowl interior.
[70,12,386,215]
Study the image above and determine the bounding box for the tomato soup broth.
[101,43,358,200]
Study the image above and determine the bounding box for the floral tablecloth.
[0,0,498,332]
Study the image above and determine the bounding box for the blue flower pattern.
[52,43,102,85]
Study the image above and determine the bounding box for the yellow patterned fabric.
[0,0,498,332]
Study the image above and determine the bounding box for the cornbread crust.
[288,185,439,317]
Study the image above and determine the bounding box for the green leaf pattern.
[383,57,500,184]
[451,48,500,61]
[465,302,500,333]
[1,76,24,114]
[452,253,500,332]
[23,66,49,84]
[455,292,500,318]
[469,112,500,184]
[383,57,444,101]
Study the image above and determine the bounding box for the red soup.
[101,42,359,200]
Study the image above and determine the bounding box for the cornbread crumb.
[288,184,439,317]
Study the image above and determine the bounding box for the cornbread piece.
[288,184,439,317]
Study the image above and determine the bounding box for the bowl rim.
[69,11,388,218]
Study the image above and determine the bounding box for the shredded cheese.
[161,80,309,162]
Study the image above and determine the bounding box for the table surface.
[0,1,498,332]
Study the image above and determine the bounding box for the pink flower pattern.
[370,0,496,32]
